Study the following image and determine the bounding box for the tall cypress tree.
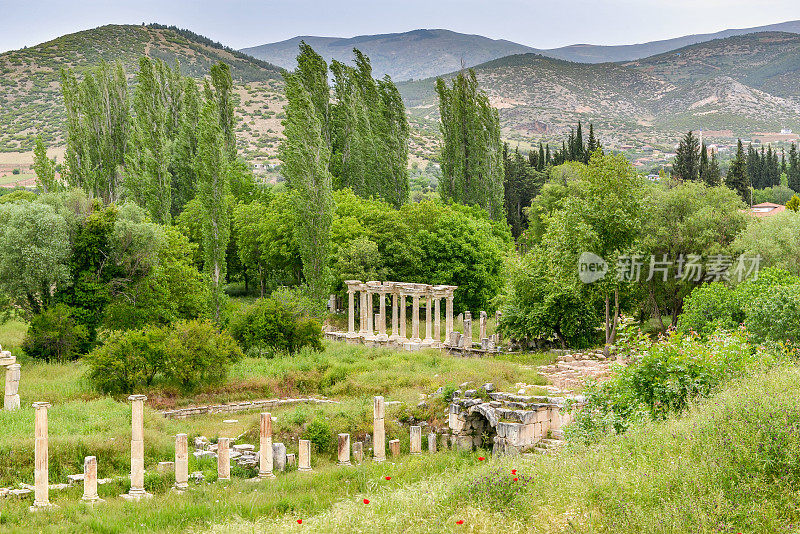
[698,142,709,184]
[436,69,504,220]
[789,143,800,193]
[673,131,700,181]
[726,139,751,205]
[704,150,721,187]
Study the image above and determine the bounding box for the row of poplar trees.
[57,58,241,320]
[279,43,410,301]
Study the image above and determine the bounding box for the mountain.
[541,19,800,63]
[241,29,538,81]
[398,32,800,154]
[0,24,282,154]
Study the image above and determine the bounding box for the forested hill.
[0,24,282,153]
[398,32,800,149]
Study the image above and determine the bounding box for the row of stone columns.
[345,281,458,347]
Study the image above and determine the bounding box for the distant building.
[782,128,793,135]
[749,202,786,218]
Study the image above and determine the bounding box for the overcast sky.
[1,0,798,53]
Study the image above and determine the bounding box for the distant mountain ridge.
[242,20,800,81]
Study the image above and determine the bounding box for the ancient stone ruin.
[1,346,20,411]
[448,384,582,455]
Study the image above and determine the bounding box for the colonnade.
[344,281,457,348]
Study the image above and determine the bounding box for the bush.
[230,297,323,356]
[302,417,334,454]
[21,304,88,362]
[86,319,242,395]
[745,285,800,345]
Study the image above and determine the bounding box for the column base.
[403,342,421,351]
[337,461,352,467]
[30,502,58,512]
[173,482,190,490]
[375,334,389,342]
[257,472,277,479]
[120,490,153,501]
[297,467,313,473]
[81,495,105,504]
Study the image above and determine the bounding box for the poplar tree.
[436,69,504,220]
[32,135,58,194]
[209,62,237,160]
[789,143,800,193]
[280,69,334,304]
[726,140,751,205]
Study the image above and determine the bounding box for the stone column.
[5,363,21,411]
[298,439,312,472]
[434,297,441,344]
[258,412,276,479]
[273,442,287,472]
[410,426,422,455]
[175,433,189,490]
[399,293,407,339]
[347,289,355,335]
[122,395,151,500]
[462,312,472,349]
[31,402,53,510]
[423,290,434,345]
[479,311,487,342]
[428,433,437,453]
[445,293,454,340]
[389,439,400,457]
[218,437,230,481]
[390,288,400,341]
[353,442,364,463]
[82,456,103,503]
[337,434,351,466]
[365,288,374,338]
[411,291,421,343]
[377,288,388,341]
[496,311,503,347]
[359,289,368,335]
[373,396,386,462]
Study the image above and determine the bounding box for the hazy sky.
[1,0,798,53]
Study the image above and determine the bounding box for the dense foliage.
[229,297,323,356]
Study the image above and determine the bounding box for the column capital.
[128,394,147,402]
[32,402,50,410]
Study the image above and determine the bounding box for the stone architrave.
[31,402,55,511]
[217,437,231,481]
[174,433,189,490]
[373,396,386,462]
[298,439,312,472]
[121,395,152,501]
[337,434,352,466]
[82,456,103,503]
[479,311,487,342]
[410,426,422,455]
[4,363,20,411]
[428,433,437,453]
[259,412,276,479]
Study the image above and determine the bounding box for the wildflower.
[297,519,303,524]
[456,520,464,525]
[511,469,517,475]
[385,476,391,480]
[363,498,370,504]
[478,456,485,461]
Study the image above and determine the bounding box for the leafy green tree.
[209,62,237,160]
[280,61,335,306]
[0,202,71,319]
[229,297,322,356]
[787,195,800,212]
[33,135,58,194]
[61,61,129,203]
[21,304,88,362]
[436,69,504,220]
[726,140,751,205]
[503,145,545,238]
[734,211,800,275]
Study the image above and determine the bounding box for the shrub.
[745,285,800,345]
[230,297,322,356]
[86,319,242,395]
[302,418,334,454]
[21,304,88,362]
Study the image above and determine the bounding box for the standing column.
[259,412,276,479]
[4,363,20,411]
[373,396,386,462]
[377,289,388,341]
[496,311,503,347]
[31,402,54,511]
[445,293,454,340]
[423,290,434,345]
[337,434,351,466]
[366,289,374,338]
[410,426,422,455]
[217,437,230,481]
[411,291,421,343]
[399,293,407,340]
[82,456,103,503]
[298,439,312,472]
[479,311,487,342]
[462,312,472,349]
[428,433,437,453]
[390,289,400,341]
[121,395,152,500]
[175,434,189,490]
[347,289,355,336]
[434,297,441,345]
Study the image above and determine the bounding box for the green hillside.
[0,24,282,153]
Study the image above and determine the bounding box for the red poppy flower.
[297,519,302,524]
[363,498,370,504]
[478,456,485,461]
[513,477,518,482]
[511,469,517,475]
[385,476,391,480]
[456,520,464,525]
